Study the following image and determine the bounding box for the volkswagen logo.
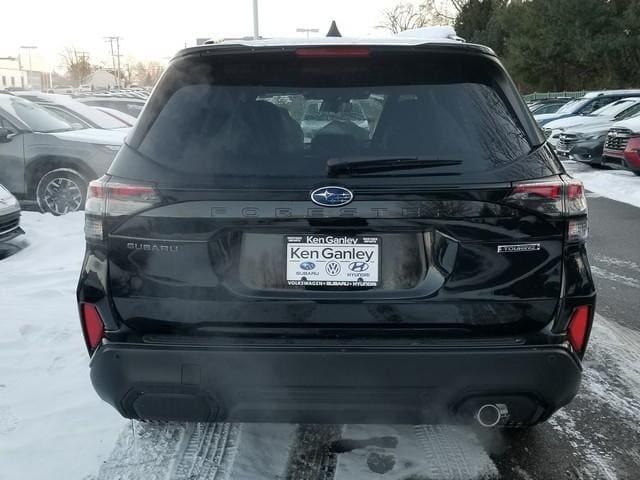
[325,261,341,276]
[299,261,316,271]
[310,186,353,207]
[348,261,370,272]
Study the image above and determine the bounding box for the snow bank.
[569,168,640,209]
[0,212,127,480]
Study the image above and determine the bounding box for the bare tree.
[378,1,469,33]
[60,47,93,87]
[431,0,469,22]
[378,3,428,33]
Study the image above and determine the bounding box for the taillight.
[508,182,564,216]
[295,47,371,58]
[567,305,592,355]
[80,303,105,352]
[504,178,588,241]
[85,176,161,241]
[623,136,640,168]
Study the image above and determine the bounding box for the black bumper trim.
[90,342,581,424]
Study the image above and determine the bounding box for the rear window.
[126,51,532,185]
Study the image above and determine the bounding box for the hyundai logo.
[310,186,354,207]
[348,261,370,272]
[299,261,316,270]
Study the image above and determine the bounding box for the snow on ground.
[566,162,640,208]
[0,212,127,480]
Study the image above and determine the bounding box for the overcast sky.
[1,0,412,71]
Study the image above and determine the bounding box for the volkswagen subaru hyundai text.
[77,29,596,428]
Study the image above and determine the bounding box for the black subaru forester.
[77,32,595,428]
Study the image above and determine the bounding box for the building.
[84,70,117,90]
[0,58,27,90]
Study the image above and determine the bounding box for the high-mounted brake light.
[567,305,591,355]
[84,176,161,241]
[80,303,105,352]
[295,47,371,58]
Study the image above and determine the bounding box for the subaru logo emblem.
[299,261,316,271]
[348,261,369,272]
[310,186,353,207]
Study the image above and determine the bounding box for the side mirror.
[0,127,15,143]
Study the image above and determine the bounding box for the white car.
[543,97,640,148]
[0,183,23,243]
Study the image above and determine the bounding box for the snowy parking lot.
[1,162,639,480]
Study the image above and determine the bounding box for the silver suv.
[0,93,126,214]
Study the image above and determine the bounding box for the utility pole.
[19,46,37,89]
[104,36,122,88]
[116,37,121,88]
[252,0,259,39]
[77,50,89,86]
[296,28,319,39]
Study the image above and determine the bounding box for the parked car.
[78,30,594,428]
[543,97,640,149]
[93,106,136,127]
[0,93,125,214]
[528,98,572,115]
[76,96,146,118]
[14,91,131,131]
[602,116,640,175]
[51,85,75,95]
[0,183,23,242]
[534,90,640,127]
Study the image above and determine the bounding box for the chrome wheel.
[41,177,83,214]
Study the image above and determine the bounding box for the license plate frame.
[285,234,381,287]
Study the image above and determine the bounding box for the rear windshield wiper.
[327,155,462,176]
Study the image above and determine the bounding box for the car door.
[0,115,26,195]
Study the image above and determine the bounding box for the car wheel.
[36,168,88,215]
[633,170,640,177]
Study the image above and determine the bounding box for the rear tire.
[633,170,640,176]
[35,168,87,215]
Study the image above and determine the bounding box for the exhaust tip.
[476,403,509,428]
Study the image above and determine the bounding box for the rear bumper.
[602,151,640,172]
[90,341,582,425]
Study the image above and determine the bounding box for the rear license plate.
[286,235,380,287]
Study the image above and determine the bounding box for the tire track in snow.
[283,424,343,480]
[95,422,241,480]
[414,425,498,480]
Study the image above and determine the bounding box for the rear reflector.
[567,306,591,354]
[295,47,371,58]
[81,304,105,351]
